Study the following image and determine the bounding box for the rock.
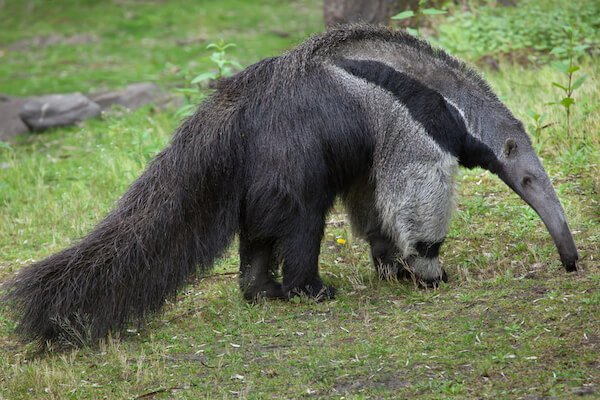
[3,83,180,135]
[0,95,30,141]
[88,82,175,112]
[19,93,101,131]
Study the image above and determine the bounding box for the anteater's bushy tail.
[3,97,244,344]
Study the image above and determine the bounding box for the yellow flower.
[336,238,346,245]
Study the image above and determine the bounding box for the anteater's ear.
[504,138,518,158]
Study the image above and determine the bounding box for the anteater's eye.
[522,176,532,186]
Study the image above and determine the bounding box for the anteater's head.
[456,103,579,272]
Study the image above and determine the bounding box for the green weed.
[547,26,589,138]
[392,0,447,36]
[176,41,242,118]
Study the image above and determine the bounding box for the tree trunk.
[324,0,413,27]
[497,0,517,6]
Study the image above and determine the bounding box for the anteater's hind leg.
[238,234,285,300]
[240,183,334,301]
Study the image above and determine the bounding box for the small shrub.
[435,0,599,61]
[547,26,588,138]
[392,0,447,36]
[176,41,241,118]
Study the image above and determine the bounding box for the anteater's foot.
[376,259,422,281]
[376,262,406,281]
[419,268,448,289]
[242,279,286,301]
[286,280,336,301]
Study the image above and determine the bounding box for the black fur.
[415,241,444,259]
[3,49,375,342]
[235,59,374,301]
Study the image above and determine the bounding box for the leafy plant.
[190,41,242,85]
[547,26,588,137]
[436,0,599,61]
[392,0,447,36]
[527,111,551,139]
[176,41,242,118]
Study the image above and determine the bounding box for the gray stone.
[0,95,30,141]
[88,82,174,112]
[19,93,101,131]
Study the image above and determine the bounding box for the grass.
[1,0,599,398]
[0,0,321,95]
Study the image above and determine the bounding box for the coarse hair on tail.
[2,93,245,345]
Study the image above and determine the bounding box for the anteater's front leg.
[367,230,409,280]
[406,240,448,287]
[375,159,457,287]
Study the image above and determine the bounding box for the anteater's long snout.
[498,154,579,271]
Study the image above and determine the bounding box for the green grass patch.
[1,0,599,398]
[0,0,321,95]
